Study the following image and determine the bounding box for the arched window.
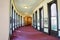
[51,3,57,16]
[51,3,57,31]
[41,8,44,28]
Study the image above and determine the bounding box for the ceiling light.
[24,6,28,9]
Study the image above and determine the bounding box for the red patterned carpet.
[10,26,60,40]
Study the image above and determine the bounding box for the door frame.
[47,0,58,37]
[39,7,44,32]
[35,11,37,29]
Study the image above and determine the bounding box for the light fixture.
[24,6,28,9]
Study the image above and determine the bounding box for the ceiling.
[13,0,43,15]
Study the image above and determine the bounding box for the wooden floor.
[10,26,60,40]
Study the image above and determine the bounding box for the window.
[37,11,40,30]
[48,0,58,37]
[41,9,44,28]
[34,13,36,28]
[35,11,37,29]
[51,3,57,31]
[15,12,17,28]
[44,17,49,33]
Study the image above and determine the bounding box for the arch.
[51,3,57,16]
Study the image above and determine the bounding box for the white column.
[0,0,10,40]
[57,0,60,37]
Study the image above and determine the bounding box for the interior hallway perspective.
[10,25,60,40]
[0,0,60,40]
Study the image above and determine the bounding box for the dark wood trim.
[39,7,41,31]
[47,2,51,35]
[35,11,37,29]
[58,29,60,30]
[33,14,34,26]
[12,5,13,32]
[21,16,22,26]
[16,13,17,28]
[13,13,15,28]
[39,7,44,32]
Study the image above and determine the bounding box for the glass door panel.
[35,11,37,29]
[37,11,40,30]
[44,28,48,33]
[44,18,49,33]
[37,22,40,30]
[41,9,44,28]
[34,13,36,28]
[58,31,60,36]
[51,17,57,31]
[51,3,57,31]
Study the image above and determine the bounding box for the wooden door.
[24,16,32,26]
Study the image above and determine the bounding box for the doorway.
[48,0,58,37]
[39,7,44,32]
[24,16,32,26]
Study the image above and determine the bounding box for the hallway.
[0,0,60,40]
[10,26,60,40]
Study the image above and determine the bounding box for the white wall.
[0,0,10,40]
[57,0,60,36]
[57,0,60,29]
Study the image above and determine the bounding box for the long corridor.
[10,26,60,40]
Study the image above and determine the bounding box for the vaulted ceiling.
[13,0,43,15]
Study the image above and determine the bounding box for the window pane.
[34,21,36,28]
[51,17,57,31]
[59,25,60,29]
[58,31,60,36]
[41,9,43,18]
[13,9,14,19]
[41,20,43,28]
[51,3,57,31]
[37,26,40,30]
[41,9,44,28]
[51,3,57,17]
[34,13,36,28]
[58,18,60,29]
[37,13,40,26]
[44,18,48,27]
[37,22,40,26]
[20,16,21,26]
[22,17,24,26]
[44,28,48,33]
